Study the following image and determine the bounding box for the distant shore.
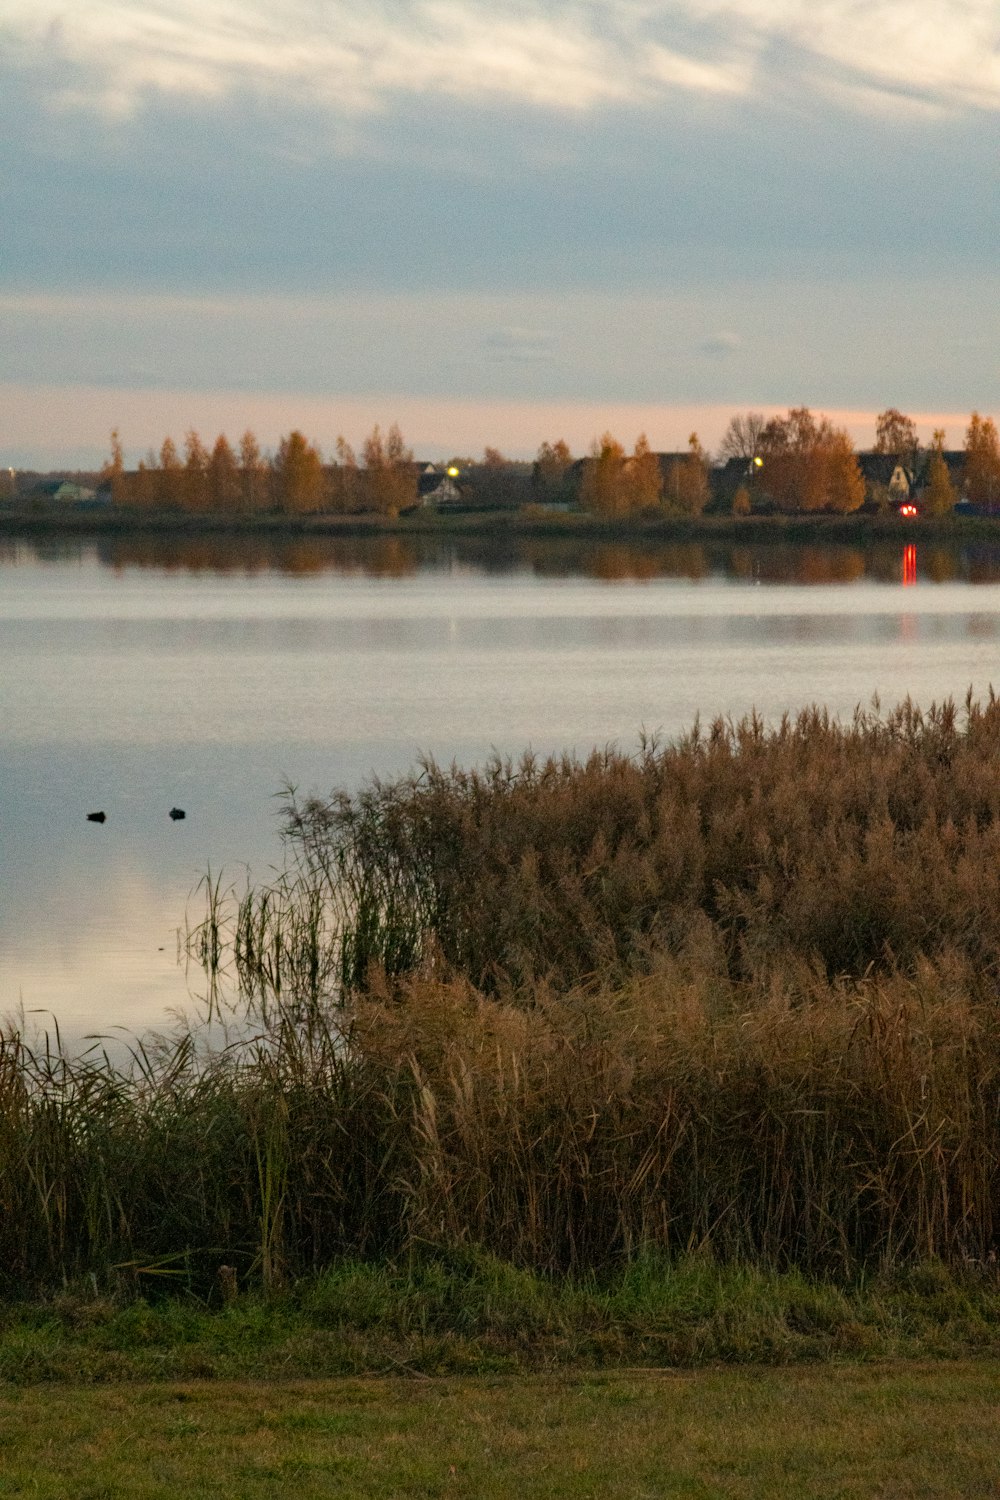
[0,503,986,546]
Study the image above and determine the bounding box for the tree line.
[103,424,420,518]
[101,406,1000,518]
[714,407,1000,516]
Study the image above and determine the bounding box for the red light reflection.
[902,544,917,587]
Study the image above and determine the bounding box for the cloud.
[483,327,560,363]
[699,331,742,358]
[3,0,998,125]
[2,278,997,419]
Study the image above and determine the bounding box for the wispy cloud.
[699,331,742,358]
[483,327,560,364]
[4,0,998,123]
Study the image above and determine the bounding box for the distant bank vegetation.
[13,404,993,522]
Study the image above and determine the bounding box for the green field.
[1,1362,997,1498]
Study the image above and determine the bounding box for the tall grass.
[3,695,1000,1296]
[278,691,1000,991]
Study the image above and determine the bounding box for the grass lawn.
[0,1362,997,1499]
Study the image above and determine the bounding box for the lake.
[4,529,1000,1041]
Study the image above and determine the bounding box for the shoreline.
[0,504,989,545]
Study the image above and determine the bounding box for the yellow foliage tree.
[535,439,573,498]
[758,408,862,513]
[158,436,184,509]
[924,429,957,516]
[331,436,361,513]
[825,428,866,513]
[208,434,241,513]
[274,431,325,514]
[183,430,210,512]
[626,433,663,512]
[581,432,628,516]
[132,456,156,509]
[239,430,268,513]
[102,430,127,505]
[664,433,710,516]
[965,412,1000,509]
[362,424,417,518]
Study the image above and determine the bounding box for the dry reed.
[3,695,1000,1293]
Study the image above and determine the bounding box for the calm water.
[5,530,1000,1040]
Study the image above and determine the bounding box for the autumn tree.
[535,439,573,498]
[718,411,766,463]
[133,451,157,509]
[475,445,513,508]
[102,429,127,505]
[664,433,710,516]
[965,412,1000,509]
[239,430,268,513]
[158,436,184,509]
[273,430,325,514]
[183,430,210,512]
[208,434,241,513]
[924,429,957,516]
[825,428,866,513]
[362,423,417,518]
[581,432,628,516]
[626,433,663,512]
[330,435,360,513]
[758,408,821,512]
[757,408,862,513]
[874,408,920,471]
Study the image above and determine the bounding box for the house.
[416,464,463,506]
[420,461,535,511]
[857,453,915,499]
[28,479,99,503]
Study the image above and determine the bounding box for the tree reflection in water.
[84,531,1000,588]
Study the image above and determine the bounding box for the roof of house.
[857,453,915,485]
[30,480,97,501]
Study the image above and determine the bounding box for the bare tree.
[875,409,920,470]
[718,412,766,463]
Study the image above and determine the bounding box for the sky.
[2,0,998,467]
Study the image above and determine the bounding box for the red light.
[900,503,918,517]
[902,543,917,587]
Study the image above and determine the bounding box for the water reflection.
[8,529,1000,1041]
[5,533,982,587]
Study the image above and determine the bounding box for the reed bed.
[274,692,1000,993]
[3,696,1000,1297]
